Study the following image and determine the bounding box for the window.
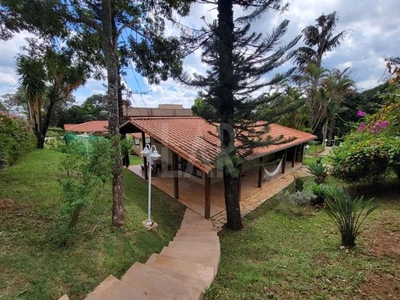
[178,157,202,178]
[145,137,150,143]
[135,138,140,145]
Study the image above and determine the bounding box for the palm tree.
[323,68,355,143]
[17,45,87,148]
[296,11,348,69]
[16,56,47,148]
[298,63,329,133]
[265,86,309,131]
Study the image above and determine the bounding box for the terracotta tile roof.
[120,117,316,174]
[64,121,108,132]
[131,132,144,139]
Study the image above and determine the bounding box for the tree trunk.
[34,107,44,149]
[327,117,336,144]
[322,121,328,145]
[223,165,243,230]
[216,0,243,231]
[101,0,125,227]
[37,100,55,149]
[118,72,124,124]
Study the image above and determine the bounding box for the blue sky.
[0,0,398,108]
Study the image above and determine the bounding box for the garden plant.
[331,87,400,184]
[325,188,377,248]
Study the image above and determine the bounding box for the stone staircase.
[57,209,220,300]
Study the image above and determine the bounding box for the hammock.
[263,155,285,181]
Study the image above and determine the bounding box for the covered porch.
[120,117,316,220]
[128,159,304,219]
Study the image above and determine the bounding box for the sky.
[0,0,398,109]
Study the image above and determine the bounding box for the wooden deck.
[128,161,303,219]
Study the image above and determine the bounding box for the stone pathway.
[57,209,220,300]
[211,166,310,231]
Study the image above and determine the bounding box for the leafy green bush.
[53,138,113,246]
[307,161,328,184]
[308,184,340,205]
[293,175,304,191]
[325,189,377,248]
[0,113,36,168]
[331,88,400,184]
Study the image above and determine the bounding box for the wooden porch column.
[282,150,287,174]
[205,173,211,219]
[299,143,304,163]
[141,131,148,180]
[292,145,297,167]
[258,157,263,188]
[172,152,179,199]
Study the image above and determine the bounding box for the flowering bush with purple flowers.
[357,110,366,117]
[331,88,400,184]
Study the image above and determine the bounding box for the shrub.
[307,161,328,184]
[331,87,400,184]
[308,184,340,206]
[288,191,314,206]
[53,137,113,246]
[325,189,377,248]
[0,113,36,168]
[293,175,304,191]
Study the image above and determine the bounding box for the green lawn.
[0,149,185,300]
[129,154,143,165]
[205,180,400,299]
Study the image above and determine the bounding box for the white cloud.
[74,78,107,104]
[0,1,398,109]
[0,31,36,95]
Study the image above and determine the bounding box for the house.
[64,120,109,133]
[123,104,192,119]
[120,117,316,219]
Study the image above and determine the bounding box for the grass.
[307,143,326,156]
[129,154,143,165]
[0,149,185,300]
[205,180,400,300]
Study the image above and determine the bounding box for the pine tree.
[181,0,300,230]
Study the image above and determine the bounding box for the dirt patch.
[0,199,15,209]
[363,217,400,259]
[358,217,400,299]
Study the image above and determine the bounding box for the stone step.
[179,223,215,232]
[173,235,219,243]
[168,241,220,254]
[145,253,214,291]
[57,295,69,300]
[86,274,152,300]
[121,262,203,300]
[160,247,219,273]
[176,230,218,237]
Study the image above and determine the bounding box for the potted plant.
[294,175,304,192]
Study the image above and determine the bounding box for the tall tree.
[294,11,348,137]
[322,68,354,142]
[181,0,300,230]
[264,86,308,131]
[295,11,347,68]
[16,39,88,148]
[385,57,400,85]
[297,62,329,133]
[1,0,190,227]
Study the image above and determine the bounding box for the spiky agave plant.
[325,189,377,248]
